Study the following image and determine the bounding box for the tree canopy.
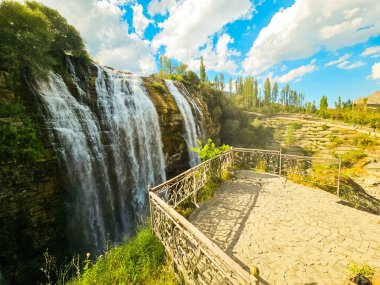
[0,0,89,81]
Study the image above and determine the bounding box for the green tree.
[159,55,174,75]
[0,1,54,79]
[219,73,225,91]
[271,82,278,104]
[200,56,206,82]
[264,77,271,106]
[320,95,328,112]
[213,74,219,89]
[229,78,232,96]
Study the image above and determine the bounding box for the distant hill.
[355,91,380,107]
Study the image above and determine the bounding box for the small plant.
[192,138,230,161]
[321,124,329,131]
[347,262,375,277]
[353,134,378,149]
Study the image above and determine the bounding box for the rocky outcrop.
[0,58,211,284]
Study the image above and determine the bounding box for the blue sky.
[39,0,380,105]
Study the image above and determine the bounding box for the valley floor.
[189,170,380,285]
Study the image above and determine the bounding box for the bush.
[353,134,378,149]
[192,138,230,162]
[347,262,375,278]
[339,150,367,168]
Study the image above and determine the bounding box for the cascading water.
[38,67,166,254]
[165,80,201,167]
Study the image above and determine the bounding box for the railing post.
[193,171,199,207]
[231,146,235,165]
[279,148,282,177]
[337,159,341,198]
[148,184,154,228]
[250,266,260,285]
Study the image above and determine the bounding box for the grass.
[152,82,166,94]
[353,134,378,149]
[67,228,178,285]
[339,150,367,168]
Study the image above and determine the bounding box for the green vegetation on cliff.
[0,0,89,82]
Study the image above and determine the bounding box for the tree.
[264,78,271,106]
[159,55,174,75]
[175,63,188,75]
[0,1,54,79]
[229,78,232,96]
[213,74,219,89]
[219,73,225,91]
[271,82,278,104]
[200,56,206,82]
[320,95,328,112]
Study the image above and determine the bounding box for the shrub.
[339,150,367,168]
[353,134,378,149]
[152,82,166,94]
[192,138,230,161]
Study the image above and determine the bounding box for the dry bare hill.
[355,90,380,107]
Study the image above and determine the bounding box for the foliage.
[353,134,378,149]
[0,99,49,162]
[339,150,367,168]
[285,123,302,146]
[68,228,178,285]
[192,138,230,162]
[347,262,375,277]
[319,95,328,114]
[0,0,89,81]
[200,56,206,82]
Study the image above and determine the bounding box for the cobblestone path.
[189,170,380,285]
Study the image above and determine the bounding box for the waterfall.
[38,67,166,254]
[165,80,201,167]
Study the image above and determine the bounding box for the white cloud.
[361,46,380,58]
[370,62,380,80]
[325,53,352,67]
[272,60,317,83]
[152,0,253,68]
[325,53,365,70]
[243,0,380,75]
[187,34,240,73]
[337,60,365,70]
[39,0,156,74]
[132,4,152,38]
[147,0,176,16]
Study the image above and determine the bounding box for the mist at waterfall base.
[38,66,169,255]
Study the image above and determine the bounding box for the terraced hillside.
[261,116,380,200]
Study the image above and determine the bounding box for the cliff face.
[0,58,211,284]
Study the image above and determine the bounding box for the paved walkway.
[189,170,380,285]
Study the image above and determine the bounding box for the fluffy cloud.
[152,0,252,70]
[147,0,176,16]
[188,34,240,73]
[370,62,380,80]
[243,0,380,75]
[132,4,152,38]
[325,53,365,70]
[361,46,380,58]
[272,60,317,83]
[39,0,156,74]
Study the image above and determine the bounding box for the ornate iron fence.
[149,148,341,285]
[150,192,252,285]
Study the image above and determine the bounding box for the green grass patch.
[339,150,367,168]
[353,134,378,149]
[152,82,166,94]
[68,228,178,285]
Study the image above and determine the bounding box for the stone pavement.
[189,170,380,285]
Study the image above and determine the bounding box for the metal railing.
[149,148,341,285]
